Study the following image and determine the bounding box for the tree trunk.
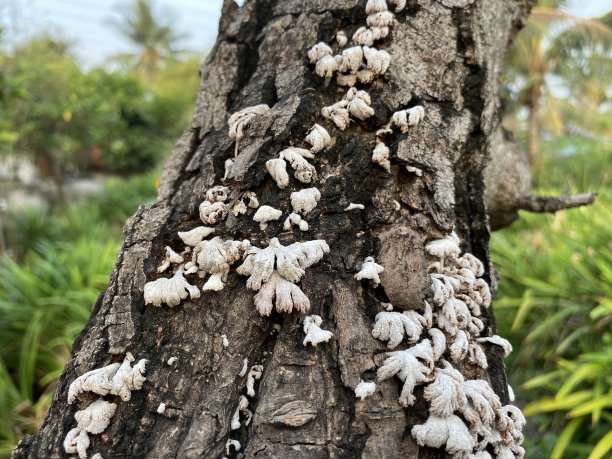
[13,0,534,458]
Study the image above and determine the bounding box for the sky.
[0,0,609,67]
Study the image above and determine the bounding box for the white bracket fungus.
[336,31,348,47]
[367,10,395,28]
[305,124,332,154]
[68,363,121,404]
[428,328,447,361]
[206,186,230,203]
[377,340,435,406]
[246,365,264,397]
[109,355,147,401]
[221,334,229,348]
[225,439,242,455]
[265,158,290,189]
[144,265,200,307]
[290,188,321,215]
[157,402,166,414]
[356,69,376,84]
[345,203,365,211]
[391,106,426,133]
[302,315,333,347]
[315,54,338,78]
[365,0,388,14]
[461,379,501,427]
[199,201,227,225]
[354,380,377,400]
[64,400,117,459]
[239,358,249,377]
[355,256,384,287]
[157,246,184,273]
[346,88,375,120]
[363,46,391,75]
[322,100,351,130]
[337,73,357,87]
[224,158,234,180]
[352,27,377,47]
[192,237,250,291]
[279,147,317,183]
[406,165,423,176]
[338,46,364,74]
[424,361,467,417]
[411,413,474,457]
[167,356,177,365]
[437,297,471,336]
[231,395,250,430]
[308,42,333,64]
[372,141,391,173]
[477,335,513,357]
[372,311,426,349]
[237,238,329,316]
[283,213,309,232]
[228,104,270,155]
[426,231,461,261]
[178,226,215,246]
[253,205,283,230]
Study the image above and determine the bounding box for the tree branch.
[520,192,597,213]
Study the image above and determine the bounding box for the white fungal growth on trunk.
[225,439,242,455]
[315,54,338,78]
[144,265,200,307]
[365,0,388,14]
[237,238,329,315]
[372,141,391,173]
[461,379,501,427]
[345,203,365,211]
[157,246,184,273]
[377,340,435,406]
[352,26,383,47]
[305,124,332,154]
[424,361,467,417]
[221,334,229,348]
[303,315,333,347]
[406,165,423,176]
[391,106,426,133]
[266,158,290,189]
[355,256,384,287]
[308,42,333,64]
[239,358,249,377]
[231,396,249,430]
[367,10,395,28]
[425,231,461,260]
[372,311,426,349]
[228,104,270,155]
[322,100,351,129]
[363,46,391,74]
[279,148,317,183]
[178,226,215,246]
[64,400,117,459]
[199,201,227,225]
[206,186,230,203]
[109,356,147,401]
[283,213,309,232]
[224,158,234,179]
[339,46,364,74]
[192,237,250,291]
[246,365,264,397]
[346,88,375,120]
[337,73,357,87]
[428,327,447,361]
[157,403,166,414]
[290,187,321,215]
[167,356,177,365]
[477,335,513,357]
[354,380,376,400]
[336,30,348,46]
[253,205,283,230]
[411,414,474,457]
[68,363,121,404]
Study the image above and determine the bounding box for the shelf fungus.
[372,141,391,173]
[377,340,435,407]
[363,46,391,75]
[355,256,384,287]
[322,100,351,130]
[305,124,332,154]
[237,238,329,316]
[425,231,461,261]
[144,265,200,307]
[199,201,227,225]
[391,106,426,133]
[315,54,338,78]
[68,363,121,404]
[64,400,117,459]
[178,226,215,246]
[411,413,474,457]
[157,246,184,273]
[308,42,333,64]
[302,315,333,347]
[372,311,427,349]
[365,0,388,14]
[337,73,357,87]
[228,104,270,155]
[290,187,321,215]
[232,191,259,216]
[336,30,348,47]
[344,203,365,211]
[354,380,377,400]
[283,213,309,232]
[192,237,250,291]
[424,361,467,417]
[353,26,386,47]
[279,147,317,183]
[231,396,251,430]
[338,46,364,74]
[346,88,375,120]
[253,205,283,230]
[246,365,264,397]
[477,335,513,358]
[266,158,290,189]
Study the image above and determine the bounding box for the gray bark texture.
[14,0,534,457]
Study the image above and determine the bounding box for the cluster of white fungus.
[355,256,385,287]
[367,230,525,457]
[228,104,270,155]
[65,355,147,458]
[302,315,333,347]
[144,265,200,307]
[322,88,375,129]
[199,186,230,225]
[191,237,250,291]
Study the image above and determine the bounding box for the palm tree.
[111,0,185,83]
[504,0,611,166]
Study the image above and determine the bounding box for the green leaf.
[588,430,612,459]
[551,418,583,459]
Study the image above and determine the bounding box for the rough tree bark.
[14,0,537,457]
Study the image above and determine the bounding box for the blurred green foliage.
[492,139,612,459]
[0,173,158,456]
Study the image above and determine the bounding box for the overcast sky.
[0,0,609,67]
